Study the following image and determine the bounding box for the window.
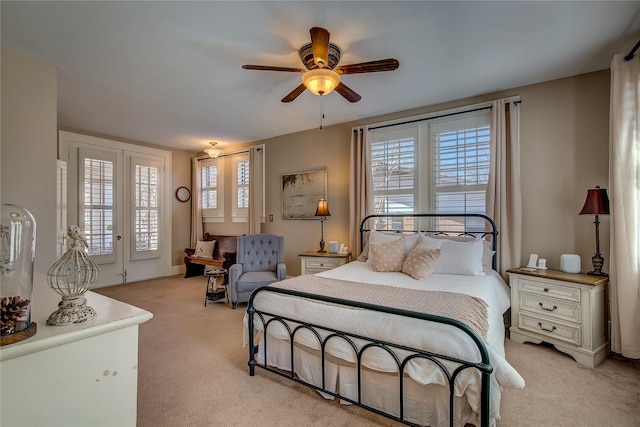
[369,109,491,232]
[232,154,249,220]
[200,158,224,221]
[370,126,417,230]
[81,152,115,260]
[133,160,159,254]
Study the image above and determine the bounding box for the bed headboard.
[359,213,498,270]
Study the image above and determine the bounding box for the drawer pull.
[544,288,549,292]
[539,302,558,312]
[538,322,557,333]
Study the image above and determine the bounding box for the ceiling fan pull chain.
[320,95,325,130]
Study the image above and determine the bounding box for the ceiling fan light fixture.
[301,69,341,96]
[204,141,223,158]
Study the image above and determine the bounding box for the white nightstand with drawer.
[507,267,609,367]
[299,251,351,275]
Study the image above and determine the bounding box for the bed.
[244,214,525,427]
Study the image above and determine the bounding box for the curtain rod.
[197,147,260,161]
[624,39,640,61]
[368,100,521,131]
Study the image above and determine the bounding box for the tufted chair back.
[237,234,284,273]
[228,234,286,309]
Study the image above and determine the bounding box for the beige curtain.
[349,127,373,257]
[609,52,640,359]
[486,100,522,277]
[247,145,264,235]
[190,157,203,246]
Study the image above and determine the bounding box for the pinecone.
[1,296,31,335]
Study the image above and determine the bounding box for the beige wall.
[257,70,611,275]
[1,48,59,282]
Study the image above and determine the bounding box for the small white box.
[561,254,581,273]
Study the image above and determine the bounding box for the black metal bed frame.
[247,213,499,427]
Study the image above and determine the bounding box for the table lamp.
[579,186,610,276]
[314,199,330,252]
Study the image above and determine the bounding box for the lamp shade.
[579,186,610,215]
[301,69,341,96]
[315,199,331,217]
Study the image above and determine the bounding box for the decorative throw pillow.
[402,246,441,280]
[194,240,215,259]
[369,237,406,272]
[360,231,419,264]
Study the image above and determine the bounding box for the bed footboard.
[247,287,494,427]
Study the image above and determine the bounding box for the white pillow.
[194,240,215,259]
[418,234,484,276]
[361,230,419,264]
[425,234,496,272]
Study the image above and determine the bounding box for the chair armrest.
[276,263,286,281]
[229,263,242,284]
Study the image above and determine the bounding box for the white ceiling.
[2,1,639,152]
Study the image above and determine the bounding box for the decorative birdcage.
[46,225,99,326]
[0,204,37,345]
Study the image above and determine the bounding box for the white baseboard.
[171,264,186,276]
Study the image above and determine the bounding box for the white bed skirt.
[257,336,497,427]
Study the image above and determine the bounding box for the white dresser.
[1,285,153,426]
[508,267,609,368]
[299,251,351,275]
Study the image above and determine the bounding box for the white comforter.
[244,261,525,418]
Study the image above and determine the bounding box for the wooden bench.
[184,234,238,282]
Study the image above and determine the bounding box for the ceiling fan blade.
[336,59,399,75]
[310,27,330,67]
[242,65,304,73]
[335,82,361,103]
[281,84,307,103]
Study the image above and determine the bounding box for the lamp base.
[587,253,608,276]
[587,270,609,277]
[46,296,97,326]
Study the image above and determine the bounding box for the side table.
[507,267,609,367]
[299,251,351,275]
[204,269,227,306]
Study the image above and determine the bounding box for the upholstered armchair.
[228,234,286,309]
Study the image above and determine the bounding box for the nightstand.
[507,267,609,367]
[299,251,351,275]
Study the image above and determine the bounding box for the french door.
[60,131,172,287]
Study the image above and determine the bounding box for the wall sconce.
[314,199,331,252]
[579,185,610,276]
[204,141,223,158]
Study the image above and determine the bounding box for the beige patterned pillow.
[369,237,406,272]
[402,246,441,280]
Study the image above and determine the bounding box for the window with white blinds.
[369,109,491,231]
[200,157,224,221]
[83,156,115,258]
[134,161,159,253]
[232,154,249,220]
[201,164,218,209]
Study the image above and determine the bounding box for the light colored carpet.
[95,275,640,426]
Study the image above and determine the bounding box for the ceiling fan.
[242,27,399,103]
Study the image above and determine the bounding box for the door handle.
[117,235,122,240]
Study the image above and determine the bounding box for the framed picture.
[282,169,327,219]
